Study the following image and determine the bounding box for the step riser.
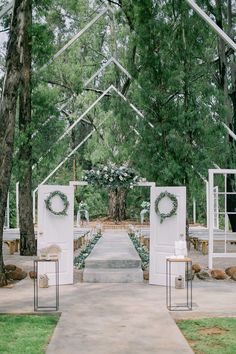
[85,260,141,269]
[83,269,143,283]
[83,230,143,283]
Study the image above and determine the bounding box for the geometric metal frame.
[186,0,236,52]
[208,168,236,269]
[84,56,132,87]
[0,1,13,19]
[34,84,147,189]
[30,87,151,222]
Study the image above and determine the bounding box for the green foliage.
[0,314,59,354]
[44,190,69,216]
[177,317,236,354]
[74,185,108,218]
[74,232,102,269]
[5,0,236,225]
[31,24,55,67]
[83,165,142,189]
[129,233,149,270]
[155,191,178,224]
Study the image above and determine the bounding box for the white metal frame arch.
[6,0,236,227]
[31,86,148,222]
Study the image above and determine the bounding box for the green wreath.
[155,191,178,224]
[44,190,69,216]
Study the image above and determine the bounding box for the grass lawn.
[0,314,59,354]
[177,317,236,354]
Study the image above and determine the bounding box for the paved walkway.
[2,229,236,353]
[83,230,143,283]
[0,279,193,354]
[2,278,236,354]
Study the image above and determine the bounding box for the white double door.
[38,185,74,285]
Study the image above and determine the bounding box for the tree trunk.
[108,188,128,222]
[18,0,36,255]
[0,0,26,286]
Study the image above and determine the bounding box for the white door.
[149,186,186,285]
[38,185,74,285]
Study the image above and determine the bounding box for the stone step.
[85,258,141,269]
[83,229,144,283]
[83,268,143,283]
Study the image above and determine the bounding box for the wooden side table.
[34,259,59,311]
[166,257,192,311]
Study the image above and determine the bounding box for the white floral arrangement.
[83,164,142,189]
[141,201,150,210]
[78,201,88,211]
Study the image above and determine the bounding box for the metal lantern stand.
[34,259,59,311]
[166,257,192,311]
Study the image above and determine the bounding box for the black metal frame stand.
[34,259,59,311]
[166,257,192,311]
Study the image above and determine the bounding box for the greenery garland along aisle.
[155,191,178,223]
[44,191,69,216]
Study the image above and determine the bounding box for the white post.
[33,190,36,224]
[16,182,19,228]
[205,181,209,228]
[4,192,10,228]
[6,192,10,228]
[213,186,219,230]
[193,197,196,224]
[208,171,214,269]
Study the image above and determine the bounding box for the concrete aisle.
[46,283,193,354]
[3,278,236,354]
[83,230,143,283]
[0,280,193,354]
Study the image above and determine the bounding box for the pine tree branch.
[84,87,112,96]
[41,79,74,93]
[107,0,121,6]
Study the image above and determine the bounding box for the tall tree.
[18,0,36,255]
[0,0,26,286]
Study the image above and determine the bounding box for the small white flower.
[103,166,108,171]
[119,176,123,180]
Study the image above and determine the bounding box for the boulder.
[5,264,16,272]
[29,271,37,279]
[186,269,195,281]
[6,270,27,281]
[211,269,228,280]
[231,273,236,281]
[192,264,201,273]
[196,270,210,280]
[225,266,236,278]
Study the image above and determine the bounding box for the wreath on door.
[44,190,69,216]
[155,191,178,223]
